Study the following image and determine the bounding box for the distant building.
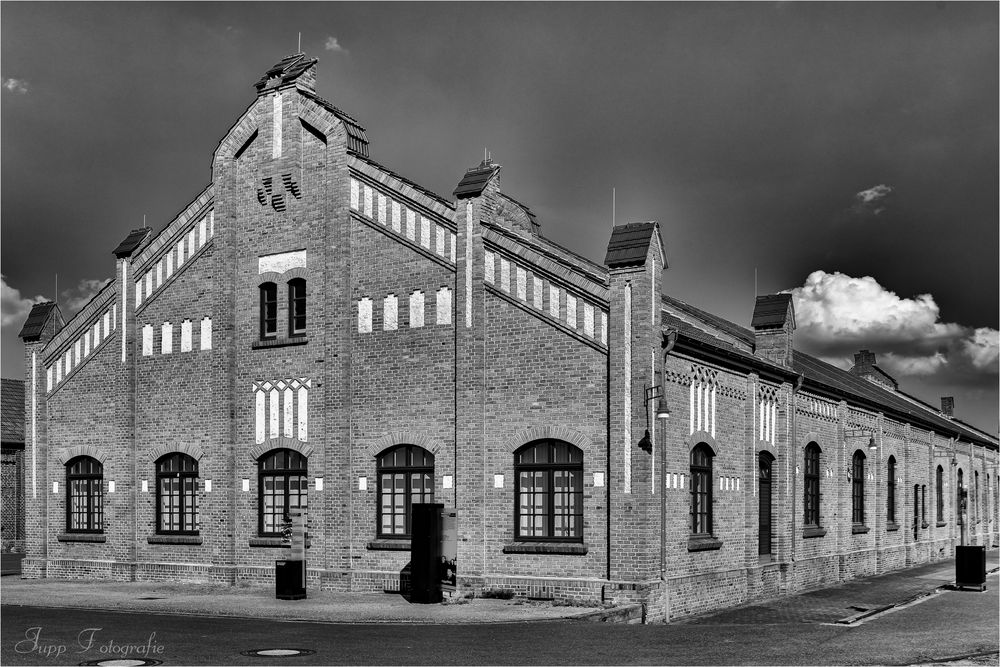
[2,378,26,551]
[18,53,998,621]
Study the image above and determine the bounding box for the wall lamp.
[638,385,670,453]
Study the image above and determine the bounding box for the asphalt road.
[2,586,997,666]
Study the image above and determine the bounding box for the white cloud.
[1,275,46,328]
[786,270,997,384]
[2,77,29,94]
[963,328,1000,371]
[324,36,347,53]
[852,184,893,215]
[62,278,111,315]
[880,351,948,376]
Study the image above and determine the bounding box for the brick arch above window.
[57,445,110,466]
[149,443,205,463]
[258,266,310,285]
[799,433,823,453]
[757,440,778,459]
[686,431,718,455]
[502,425,594,454]
[366,431,441,458]
[249,437,314,462]
[880,443,900,463]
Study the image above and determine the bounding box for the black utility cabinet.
[410,503,444,603]
[955,545,986,591]
[275,559,307,600]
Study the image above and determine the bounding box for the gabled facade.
[19,54,998,621]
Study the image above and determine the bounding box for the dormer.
[751,294,795,368]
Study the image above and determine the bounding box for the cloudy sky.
[2,2,997,432]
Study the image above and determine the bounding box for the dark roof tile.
[18,302,58,341]
[112,228,151,258]
[605,222,661,269]
[454,161,500,199]
[1,378,25,444]
[751,294,794,328]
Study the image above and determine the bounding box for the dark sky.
[2,2,997,432]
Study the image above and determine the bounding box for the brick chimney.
[941,396,955,417]
[848,349,898,392]
[751,294,795,368]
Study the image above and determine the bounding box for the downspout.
[790,373,804,565]
[660,330,677,622]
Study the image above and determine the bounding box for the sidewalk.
[1,550,996,625]
[677,549,999,626]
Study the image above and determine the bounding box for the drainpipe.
[659,330,677,621]
[789,373,804,566]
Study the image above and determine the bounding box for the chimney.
[751,294,795,368]
[848,349,898,392]
[941,396,955,418]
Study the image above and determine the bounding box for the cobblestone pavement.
[676,551,999,626]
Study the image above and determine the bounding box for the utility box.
[955,545,986,591]
[275,559,306,600]
[410,503,444,603]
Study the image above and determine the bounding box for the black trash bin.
[410,503,443,603]
[276,559,307,600]
[955,545,986,591]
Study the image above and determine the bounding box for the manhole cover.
[79,659,163,667]
[242,649,316,658]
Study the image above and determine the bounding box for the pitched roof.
[1,378,25,445]
[18,302,59,341]
[751,294,795,328]
[605,222,665,269]
[661,294,997,447]
[112,228,151,258]
[454,160,500,199]
[299,89,369,157]
[255,53,318,91]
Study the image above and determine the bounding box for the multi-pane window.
[887,456,896,524]
[852,451,865,525]
[377,445,434,538]
[921,484,927,527]
[288,278,306,336]
[936,465,944,523]
[258,449,307,536]
[260,282,277,339]
[156,453,198,534]
[690,444,713,536]
[66,456,102,533]
[758,453,773,555]
[804,443,821,526]
[974,472,980,524]
[958,469,965,525]
[515,440,583,541]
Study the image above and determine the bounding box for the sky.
[2,2,997,433]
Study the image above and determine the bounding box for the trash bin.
[410,503,443,603]
[276,559,307,600]
[955,545,986,591]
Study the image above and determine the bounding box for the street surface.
[2,581,997,666]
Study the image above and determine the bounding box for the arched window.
[758,452,774,555]
[156,453,198,534]
[514,439,583,541]
[378,445,434,538]
[921,484,927,528]
[958,469,965,526]
[887,456,896,525]
[66,456,103,533]
[690,444,713,536]
[974,471,980,524]
[258,449,307,536]
[288,278,306,336]
[852,451,866,525]
[936,465,944,524]
[260,282,277,339]
[804,443,821,527]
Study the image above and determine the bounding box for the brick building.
[18,53,998,621]
[2,378,26,552]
